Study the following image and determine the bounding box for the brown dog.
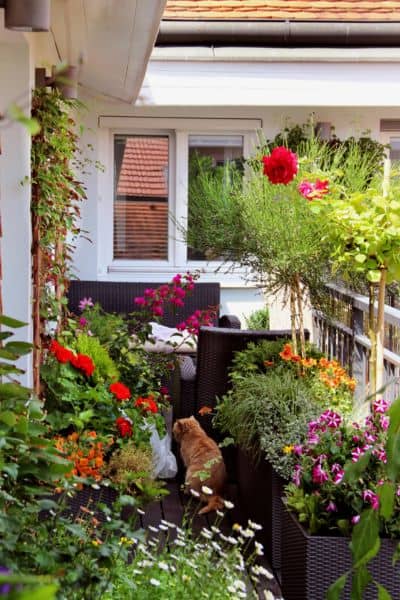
[173,416,227,514]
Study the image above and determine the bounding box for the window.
[113,135,169,260]
[187,135,243,260]
[389,137,400,161]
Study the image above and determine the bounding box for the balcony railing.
[312,283,400,404]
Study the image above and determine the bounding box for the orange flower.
[279,344,293,361]
[264,360,274,367]
[198,406,213,416]
[301,358,317,368]
[291,354,301,363]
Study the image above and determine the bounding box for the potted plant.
[214,339,355,573]
[283,400,400,599]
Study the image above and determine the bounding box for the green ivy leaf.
[387,397,400,481]
[379,482,395,520]
[375,582,392,600]
[351,565,372,600]
[327,573,348,600]
[351,509,380,568]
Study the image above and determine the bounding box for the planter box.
[281,501,400,600]
[236,448,286,574]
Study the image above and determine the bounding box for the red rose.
[70,353,95,377]
[134,396,158,414]
[110,382,131,401]
[262,146,298,185]
[115,416,132,438]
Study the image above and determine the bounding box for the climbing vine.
[30,87,90,393]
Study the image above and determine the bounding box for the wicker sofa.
[67,280,240,329]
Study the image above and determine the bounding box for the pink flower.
[364,432,377,443]
[176,322,187,331]
[325,410,342,428]
[307,433,320,445]
[312,464,328,485]
[78,297,94,312]
[262,146,298,185]
[79,317,88,327]
[152,305,164,317]
[352,515,361,525]
[373,448,387,463]
[351,447,365,463]
[373,398,390,414]
[134,296,146,306]
[172,274,182,284]
[326,501,337,512]
[293,464,302,487]
[298,178,329,201]
[144,288,155,298]
[362,489,379,510]
[331,463,345,484]
[294,445,303,456]
[380,415,390,431]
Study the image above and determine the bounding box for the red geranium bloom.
[49,340,74,364]
[110,382,131,401]
[262,146,298,185]
[115,417,133,438]
[70,353,95,377]
[135,396,158,414]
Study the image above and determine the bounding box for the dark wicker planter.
[281,501,400,600]
[236,449,286,574]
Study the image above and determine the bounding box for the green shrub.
[215,368,322,480]
[74,333,119,384]
[244,306,270,330]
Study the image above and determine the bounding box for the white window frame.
[97,116,261,283]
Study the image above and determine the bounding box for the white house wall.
[73,55,400,330]
[0,39,33,383]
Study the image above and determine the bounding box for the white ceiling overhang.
[50,0,167,103]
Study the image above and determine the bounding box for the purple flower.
[294,444,303,456]
[363,489,379,510]
[79,317,88,327]
[312,464,329,485]
[320,409,342,428]
[373,398,390,414]
[331,463,344,484]
[78,297,94,312]
[351,447,365,463]
[326,501,337,513]
[0,567,11,595]
[352,515,361,525]
[308,420,319,433]
[364,432,377,443]
[380,415,390,431]
[396,486,400,497]
[373,448,387,463]
[293,464,302,487]
[307,433,320,445]
[144,288,156,298]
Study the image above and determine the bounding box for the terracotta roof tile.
[163,1,400,21]
[117,137,169,198]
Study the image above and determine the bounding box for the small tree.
[316,161,400,397]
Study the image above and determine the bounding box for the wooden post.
[290,284,298,355]
[295,274,306,358]
[31,188,42,395]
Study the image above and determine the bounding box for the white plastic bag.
[149,423,177,479]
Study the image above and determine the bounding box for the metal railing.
[312,283,400,403]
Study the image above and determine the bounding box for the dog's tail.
[198,494,224,515]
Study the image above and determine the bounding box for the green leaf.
[0,315,27,328]
[351,509,380,568]
[351,566,372,600]
[8,104,41,135]
[4,341,33,356]
[344,451,371,483]
[17,584,59,600]
[379,482,395,520]
[0,410,17,426]
[367,270,382,283]
[387,397,400,481]
[327,573,348,600]
[0,382,31,400]
[2,463,19,479]
[355,254,367,263]
[375,582,392,600]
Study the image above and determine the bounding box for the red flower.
[134,396,158,414]
[262,146,298,185]
[49,340,74,364]
[109,382,131,401]
[115,417,133,438]
[70,353,95,377]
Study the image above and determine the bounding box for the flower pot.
[281,500,400,600]
[236,448,286,575]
